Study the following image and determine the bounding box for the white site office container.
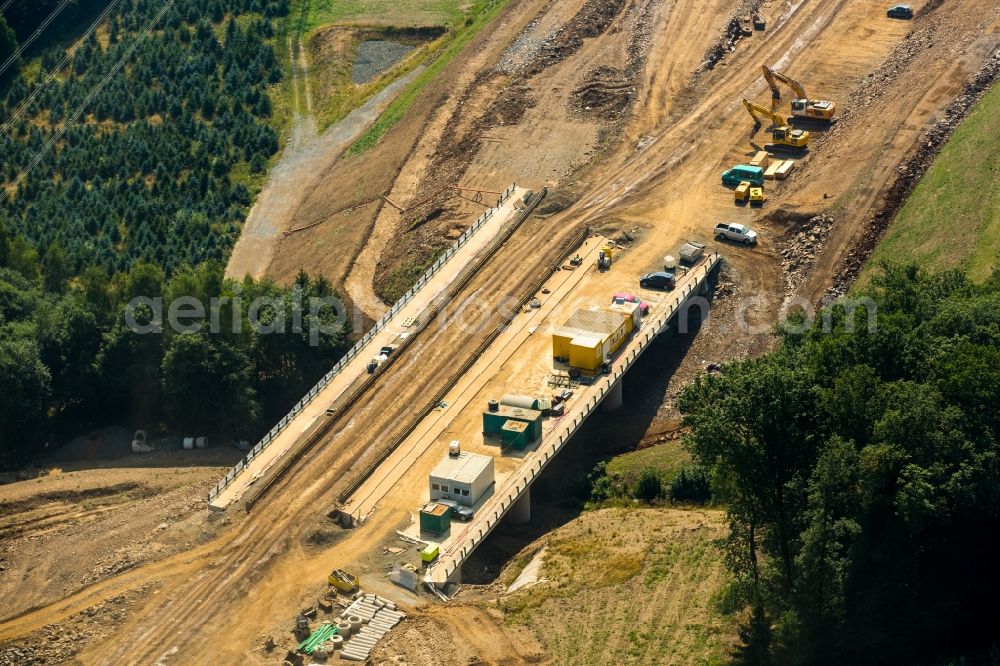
[429,451,494,507]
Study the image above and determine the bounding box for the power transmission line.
[1,0,123,136]
[0,0,76,80]
[0,1,176,206]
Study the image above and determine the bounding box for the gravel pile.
[701,0,761,70]
[496,20,551,75]
[352,41,415,84]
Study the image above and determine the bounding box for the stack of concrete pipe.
[337,594,406,662]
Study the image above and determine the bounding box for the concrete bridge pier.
[601,379,623,412]
[509,485,531,524]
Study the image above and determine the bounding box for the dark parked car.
[887,4,913,18]
[436,498,474,521]
[639,271,676,290]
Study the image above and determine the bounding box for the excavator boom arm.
[761,64,807,100]
[742,98,787,128]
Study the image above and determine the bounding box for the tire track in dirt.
[8,0,995,662]
[342,0,555,320]
[4,0,848,657]
[563,0,854,224]
[76,211,592,665]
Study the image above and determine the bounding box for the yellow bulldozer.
[762,64,836,121]
[742,99,809,150]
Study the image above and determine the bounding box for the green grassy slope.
[862,82,1000,281]
[304,0,464,30]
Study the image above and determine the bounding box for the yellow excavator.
[762,64,836,121]
[742,98,809,149]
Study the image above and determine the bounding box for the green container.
[525,415,542,443]
[501,420,530,450]
[483,409,509,437]
[419,503,451,534]
[484,405,542,439]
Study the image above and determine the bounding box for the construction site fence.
[426,253,722,585]
[208,183,522,503]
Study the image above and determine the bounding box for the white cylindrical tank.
[500,394,538,410]
[448,440,460,458]
[195,436,207,449]
[664,255,677,270]
[182,437,194,450]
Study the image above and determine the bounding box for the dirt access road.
[225,66,424,281]
[3,0,998,663]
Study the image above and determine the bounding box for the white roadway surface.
[210,187,531,510]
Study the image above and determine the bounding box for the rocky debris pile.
[703,18,744,70]
[831,28,935,129]
[645,427,688,446]
[916,0,945,18]
[830,47,1000,298]
[84,549,142,586]
[701,0,761,70]
[496,20,549,75]
[621,0,658,81]
[779,214,834,295]
[714,278,736,299]
[571,66,635,122]
[614,225,642,246]
[483,82,536,127]
[524,0,627,75]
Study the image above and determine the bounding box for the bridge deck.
[336,240,721,586]
[209,187,531,510]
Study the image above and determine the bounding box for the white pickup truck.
[714,222,758,246]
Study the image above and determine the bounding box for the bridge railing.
[208,184,521,503]
[426,253,721,584]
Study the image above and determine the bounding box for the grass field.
[304,0,465,31]
[605,441,692,489]
[862,81,1000,282]
[499,507,737,665]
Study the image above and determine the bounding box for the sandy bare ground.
[2,0,999,663]
[0,446,239,623]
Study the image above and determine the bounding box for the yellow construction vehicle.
[328,569,360,594]
[742,99,809,150]
[762,65,836,121]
